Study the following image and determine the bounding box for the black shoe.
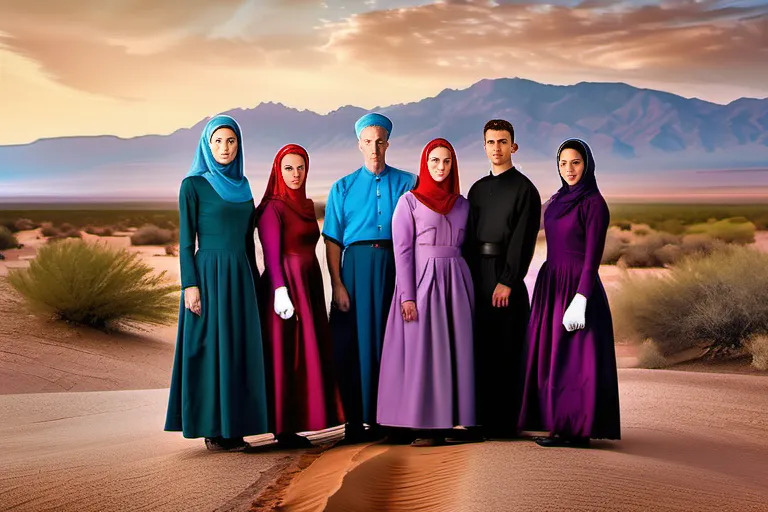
[205,436,251,452]
[337,422,367,445]
[411,436,446,447]
[535,436,590,448]
[276,432,314,449]
[445,428,485,444]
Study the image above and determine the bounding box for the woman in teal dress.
[165,114,269,451]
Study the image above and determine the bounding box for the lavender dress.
[377,192,476,429]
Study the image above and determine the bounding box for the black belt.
[478,242,504,256]
[349,239,393,249]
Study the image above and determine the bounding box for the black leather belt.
[478,242,503,256]
[349,240,393,249]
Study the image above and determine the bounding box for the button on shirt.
[322,165,417,247]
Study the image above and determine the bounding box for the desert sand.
[1,228,767,511]
[259,369,768,512]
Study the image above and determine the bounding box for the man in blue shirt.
[323,112,416,442]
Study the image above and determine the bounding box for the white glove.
[274,286,294,320]
[562,293,587,332]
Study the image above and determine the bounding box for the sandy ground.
[260,369,768,512]
[1,228,767,511]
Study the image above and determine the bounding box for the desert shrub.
[314,202,326,221]
[14,218,37,231]
[687,218,755,244]
[655,244,683,266]
[630,223,652,236]
[611,220,631,231]
[611,245,768,357]
[85,225,115,236]
[637,339,670,369]
[656,219,686,235]
[0,226,18,250]
[40,222,60,237]
[165,244,179,256]
[618,232,679,268]
[602,228,626,265]
[679,233,722,255]
[744,334,768,371]
[130,224,175,245]
[7,239,178,330]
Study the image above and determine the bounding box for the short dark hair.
[483,119,515,142]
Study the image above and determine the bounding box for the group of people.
[164,111,621,452]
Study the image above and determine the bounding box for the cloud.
[321,0,768,92]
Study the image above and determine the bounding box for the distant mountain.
[2,78,767,199]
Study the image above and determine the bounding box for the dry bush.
[40,222,60,237]
[0,226,19,250]
[130,224,175,246]
[655,244,683,266]
[14,218,37,231]
[613,220,632,231]
[619,232,679,268]
[656,219,686,235]
[637,339,670,369]
[164,244,179,256]
[601,227,626,265]
[85,225,115,236]
[611,245,768,357]
[7,239,178,330]
[630,223,653,236]
[686,218,756,245]
[744,334,768,371]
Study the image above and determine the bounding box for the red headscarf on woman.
[256,143,316,221]
[411,138,461,215]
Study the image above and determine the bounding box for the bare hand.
[184,286,202,316]
[332,283,351,312]
[401,301,418,322]
[492,283,511,308]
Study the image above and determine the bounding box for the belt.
[348,239,393,249]
[478,242,504,256]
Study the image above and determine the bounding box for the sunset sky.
[2,0,767,146]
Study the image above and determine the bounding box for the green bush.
[130,224,176,246]
[686,218,756,244]
[7,239,179,330]
[0,226,19,250]
[612,245,768,357]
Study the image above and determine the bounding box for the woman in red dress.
[256,144,344,448]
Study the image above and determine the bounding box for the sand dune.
[261,370,768,512]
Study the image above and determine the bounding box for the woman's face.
[427,146,452,183]
[280,153,306,190]
[208,127,238,165]
[559,147,585,186]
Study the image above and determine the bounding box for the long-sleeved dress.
[465,167,541,433]
[257,200,344,434]
[377,192,475,429]
[165,176,269,439]
[518,192,621,439]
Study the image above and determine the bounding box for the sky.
[1,0,767,145]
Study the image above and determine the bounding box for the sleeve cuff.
[322,234,343,247]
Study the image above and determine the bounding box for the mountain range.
[2,77,767,200]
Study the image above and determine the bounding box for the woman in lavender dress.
[518,138,620,448]
[377,138,476,447]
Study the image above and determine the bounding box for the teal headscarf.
[186,114,253,203]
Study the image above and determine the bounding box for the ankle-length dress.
[377,192,476,429]
[518,192,620,439]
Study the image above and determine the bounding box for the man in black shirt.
[465,119,542,439]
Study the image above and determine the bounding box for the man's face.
[358,125,389,166]
[484,129,517,167]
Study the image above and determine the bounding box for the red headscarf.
[411,138,461,215]
[256,144,316,221]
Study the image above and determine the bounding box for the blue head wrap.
[354,112,393,140]
[186,114,253,203]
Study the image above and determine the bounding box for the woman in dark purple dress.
[256,144,344,449]
[518,138,620,448]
